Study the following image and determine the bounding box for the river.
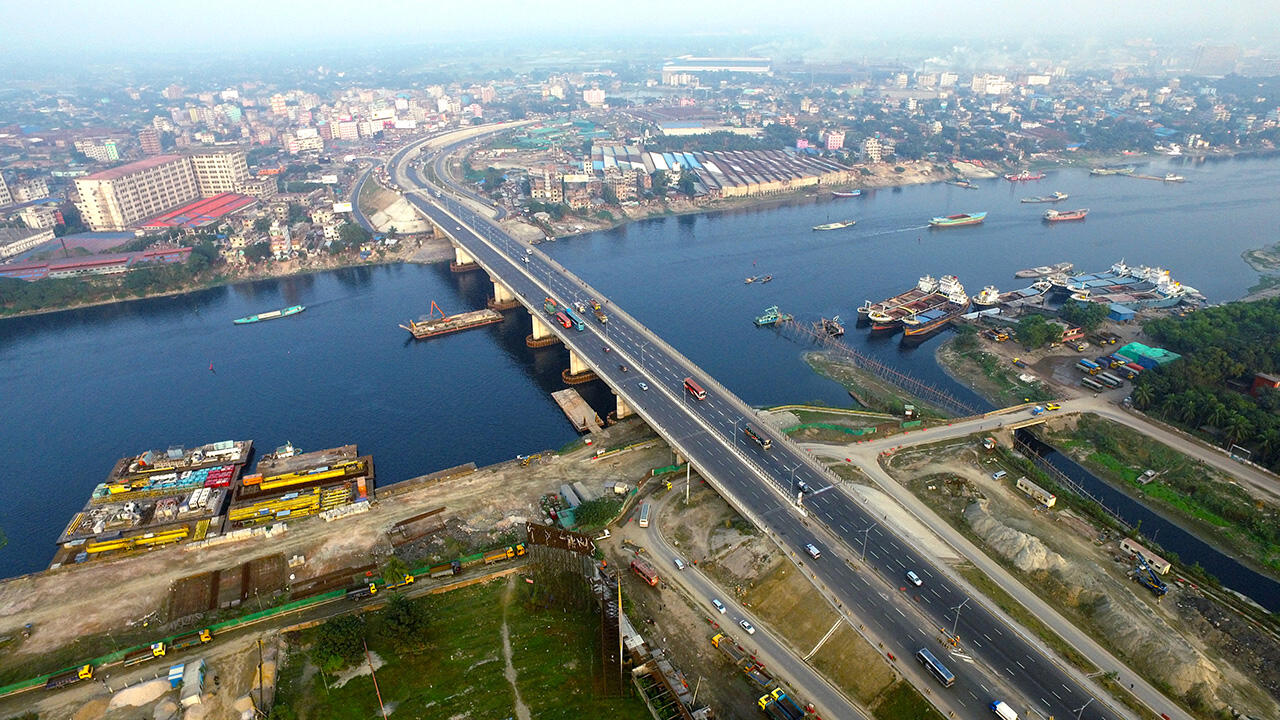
[1,155,1277,581]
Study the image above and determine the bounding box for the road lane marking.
[1016,660,1026,669]
[1006,667,1016,677]
[895,608,906,617]
[1041,698,1051,708]
[1052,690,1062,700]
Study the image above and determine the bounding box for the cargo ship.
[858,274,937,327]
[813,220,856,231]
[831,189,863,198]
[1044,208,1089,222]
[1014,262,1073,278]
[1090,167,1134,176]
[400,306,503,339]
[1004,171,1046,181]
[1052,260,1204,309]
[1021,191,1068,203]
[971,285,1001,307]
[863,275,966,334]
[901,282,971,339]
[929,212,986,228]
[754,306,793,326]
[234,305,306,324]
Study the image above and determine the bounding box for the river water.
[1,155,1277,581]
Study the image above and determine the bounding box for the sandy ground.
[882,440,1280,717]
[0,419,665,676]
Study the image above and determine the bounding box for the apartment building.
[73,155,200,231]
[189,150,249,197]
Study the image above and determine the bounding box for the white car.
[638,382,649,391]
[711,598,726,614]
[906,570,923,587]
[739,619,756,635]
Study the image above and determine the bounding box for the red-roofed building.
[0,247,192,281]
[140,193,258,229]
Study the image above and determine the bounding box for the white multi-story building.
[583,88,607,107]
[19,205,59,230]
[189,150,249,197]
[73,155,200,231]
[0,174,11,206]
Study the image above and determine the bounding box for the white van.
[992,470,1008,480]
[805,543,822,559]
[673,557,686,571]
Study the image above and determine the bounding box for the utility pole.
[685,461,691,505]
[858,524,875,561]
[949,598,969,643]
[1073,696,1094,720]
[365,639,389,719]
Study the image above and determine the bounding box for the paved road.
[637,491,870,720]
[386,129,1179,720]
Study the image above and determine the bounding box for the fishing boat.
[948,180,978,189]
[812,220,857,231]
[1020,191,1068,203]
[929,212,987,228]
[1004,171,1046,182]
[1163,173,1185,183]
[759,275,772,283]
[831,189,863,198]
[744,276,756,284]
[233,305,306,324]
[1044,208,1089,222]
[818,316,845,336]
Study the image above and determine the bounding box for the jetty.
[551,389,603,433]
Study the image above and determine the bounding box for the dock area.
[51,440,377,567]
[551,389,603,433]
[51,439,254,568]
[400,307,502,339]
[229,445,374,528]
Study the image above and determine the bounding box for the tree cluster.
[1059,299,1110,332]
[1016,314,1056,349]
[1131,298,1280,470]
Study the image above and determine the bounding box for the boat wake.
[857,224,931,239]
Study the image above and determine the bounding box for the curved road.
[385,127,1187,720]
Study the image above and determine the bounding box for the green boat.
[755,306,793,326]
[233,305,306,324]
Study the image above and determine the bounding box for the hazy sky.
[5,0,1278,55]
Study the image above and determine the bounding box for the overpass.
[387,126,1180,720]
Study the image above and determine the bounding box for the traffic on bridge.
[387,129,1172,720]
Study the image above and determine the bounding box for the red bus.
[683,377,707,400]
[555,311,572,329]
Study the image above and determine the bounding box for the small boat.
[234,305,306,324]
[1020,191,1068,203]
[1014,262,1073,278]
[831,189,863,198]
[929,212,987,228]
[1044,208,1089,222]
[759,275,773,283]
[744,276,756,284]
[1004,171,1046,182]
[948,180,978,189]
[819,315,845,336]
[813,220,857,231]
[1163,173,1185,183]
[754,306,793,326]
[972,285,1001,307]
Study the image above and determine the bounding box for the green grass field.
[273,578,649,719]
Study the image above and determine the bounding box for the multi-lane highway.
[387,129,1170,720]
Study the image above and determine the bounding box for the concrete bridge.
[384,125,1183,720]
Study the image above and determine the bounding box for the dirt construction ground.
[882,435,1280,718]
[0,419,668,689]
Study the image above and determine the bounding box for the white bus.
[638,502,651,528]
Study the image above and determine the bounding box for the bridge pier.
[449,243,479,273]
[488,277,521,311]
[562,349,597,385]
[614,392,633,420]
[526,313,560,348]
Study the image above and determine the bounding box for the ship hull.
[929,212,987,228]
[234,305,306,324]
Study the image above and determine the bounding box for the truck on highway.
[1030,405,1045,416]
[44,664,93,690]
[123,642,167,667]
[345,583,378,601]
[169,628,213,651]
[630,557,659,586]
[991,701,1019,720]
[757,689,804,720]
[543,297,560,315]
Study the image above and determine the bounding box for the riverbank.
[0,234,452,320]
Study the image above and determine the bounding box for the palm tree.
[1131,384,1154,410]
[1258,429,1280,464]
[1224,413,1253,448]
[1206,403,1229,429]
